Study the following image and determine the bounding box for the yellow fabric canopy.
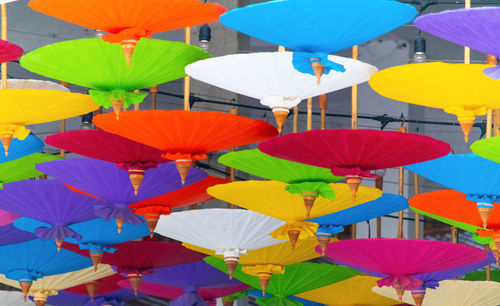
[185,237,320,277]
[207,181,381,241]
[297,275,398,306]
[369,63,500,141]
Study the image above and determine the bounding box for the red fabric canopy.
[0,40,23,63]
[65,273,126,295]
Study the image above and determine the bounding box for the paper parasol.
[206,259,358,303]
[62,240,206,295]
[413,7,500,79]
[28,0,226,65]
[297,275,398,306]
[0,134,43,163]
[6,79,69,91]
[0,291,34,306]
[219,0,415,81]
[0,265,115,306]
[65,273,127,302]
[406,154,500,229]
[93,110,278,183]
[0,89,97,154]
[409,189,500,256]
[0,224,36,246]
[0,239,93,300]
[373,280,500,306]
[36,158,207,232]
[207,181,381,248]
[0,180,102,248]
[155,208,285,278]
[322,238,487,303]
[310,193,408,254]
[471,136,500,164]
[186,237,321,294]
[259,129,450,199]
[45,129,170,195]
[0,209,17,226]
[0,40,22,63]
[130,176,230,236]
[0,153,60,188]
[186,52,377,129]
[45,289,139,306]
[20,39,210,116]
[369,63,500,142]
[219,149,344,216]
[464,269,500,282]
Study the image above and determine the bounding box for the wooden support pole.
[319,94,327,129]
[293,106,298,133]
[375,176,383,238]
[184,27,191,111]
[59,81,70,157]
[1,4,6,90]
[134,89,140,110]
[226,108,238,209]
[307,98,312,131]
[485,244,491,281]
[351,45,358,130]
[150,85,158,110]
[397,126,406,239]
[414,173,420,239]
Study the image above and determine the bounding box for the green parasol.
[471,136,500,164]
[219,149,344,217]
[20,38,211,117]
[0,153,61,188]
[464,269,500,282]
[205,257,359,305]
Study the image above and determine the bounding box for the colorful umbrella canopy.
[0,89,97,155]
[322,238,487,303]
[186,237,321,294]
[186,52,377,130]
[0,153,60,188]
[65,273,127,302]
[310,193,408,254]
[373,280,500,306]
[130,176,230,236]
[36,158,207,232]
[414,7,500,79]
[155,208,285,278]
[0,224,36,246]
[0,180,102,248]
[207,181,382,248]
[258,129,451,199]
[297,275,398,306]
[471,136,500,164]
[219,149,344,216]
[369,63,500,141]
[45,129,170,195]
[409,189,500,254]
[0,209,17,227]
[46,289,139,306]
[28,0,226,65]
[14,217,150,271]
[0,291,34,306]
[405,154,500,229]
[464,269,500,282]
[118,281,248,306]
[0,239,93,300]
[62,240,206,295]
[20,38,211,116]
[0,134,43,163]
[5,79,69,91]
[0,40,23,63]
[0,265,115,306]
[93,110,278,183]
[207,259,359,304]
[219,0,415,81]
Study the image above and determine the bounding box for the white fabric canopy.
[155,208,285,259]
[6,79,70,91]
[0,291,34,305]
[372,280,500,306]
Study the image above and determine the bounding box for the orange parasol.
[28,0,227,65]
[93,110,278,184]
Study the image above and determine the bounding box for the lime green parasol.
[0,153,60,188]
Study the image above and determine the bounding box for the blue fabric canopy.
[0,134,43,163]
[405,154,500,204]
[309,193,408,237]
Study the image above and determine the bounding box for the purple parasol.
[37,158,207,232]
[0,224,36,246]
[45,289,140,306]
[0,180,100,247]
[414,7,500,79]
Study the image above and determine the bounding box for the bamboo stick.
[414,173,420,239]
[351,45,358,130]
[375,176,383,238]
[59,81,70,157]
[150,86,158,110]
[226,108,238,209]
[1,4,6,90]
[397,126,406,239]
[485,244,491,281]
[293,106,298,133]
[134,89,140,110]
[184,27,191,111]
[307,98,312,131]
[319,94,327,129]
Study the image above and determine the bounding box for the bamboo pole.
[1,4,6,90]
[319,94,327,129]
[414,173,420,239]
[485,244,491,281]
[184,27,191,111]
[59,81,70,157]
[397,126,406,239]
[351,45,358,130]
[226,108,238,209]
[150,86,158,110]
[293,106,298,133]
[307,98,312,131]
[134,89,140,110]
[375,176,383,238]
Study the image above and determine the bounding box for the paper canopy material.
[65,273,127,297]
[0,40,23,63]
[322,238,487,294]
[0,224,36,246]
[372,280,500,306]
[297,275,398,306]
[155,208,285,277]
[0,291,34,306]
[0,89,97,154]
[220,0,416,54]
[93,110,278,183]
[207,181,381,247]
[259,129,451,199]
[6,79,69,91]
[186,52,377,130]
[20,38,211,114]
[0,134,43,163]
[471,136,500,164]
[46,288,139,306]
[0,153,60,188]
[369,62,500,141]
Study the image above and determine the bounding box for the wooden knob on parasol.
[111,100,125,120]
[120,40,137,66]
[346,176,362,201]
[458,119,474,142]
[176,160,192,185]
[257,272,272,296]
[394,286,406,304]
[85,281,99,302]
[128,169,145,196]
[20,281,31,302]
[301,192,318,218]
[115,218,124,234]
[128,273,143,296]
[411,289,426,306]
[316,236,331,256]
[34,300,46,306]
[477,205,493,228]
[90,251,103,271]
[0,133,12,157]
[271,108,289,134]
[288,230,300,250]
[145,214,160,238]
[223,302,234,306]
[311,59,326,85]
[55,239,64,252]
[224,257,239,280]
